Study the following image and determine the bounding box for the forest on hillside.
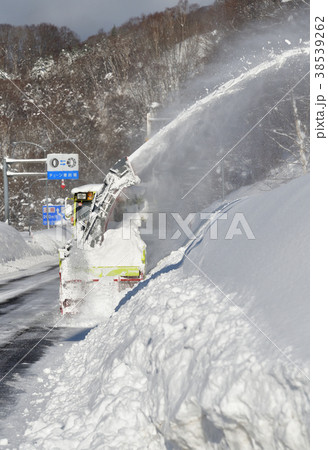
[0,0,307,229]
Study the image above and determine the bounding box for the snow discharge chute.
[59,157,146,314]
[81,157,140,248]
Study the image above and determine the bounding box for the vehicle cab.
[68,184,102,226]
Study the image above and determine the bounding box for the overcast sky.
[1,0,213,40]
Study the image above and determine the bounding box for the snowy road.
[0,266,68,420]
[0,265,58,305]
[0,266,60,344]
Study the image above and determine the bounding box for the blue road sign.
[43,205,65,226]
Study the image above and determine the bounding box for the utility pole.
[221,161,225,201]
[3,158,9,223]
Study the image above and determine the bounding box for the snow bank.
[20,176,309,449]
[0,222,34,264]
[21,275,309,449]
[184,174,309,362]
[29,228,70,255]
[0,222,69,278]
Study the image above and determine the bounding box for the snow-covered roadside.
[7,174,309,450]
[0,223,69,282]
[0,255,58,286]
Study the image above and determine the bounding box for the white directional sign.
[47,153,79,180]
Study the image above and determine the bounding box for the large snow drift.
[184,174,309,363]
[20,174,309,449]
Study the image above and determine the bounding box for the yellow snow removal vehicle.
[59,157,146,314]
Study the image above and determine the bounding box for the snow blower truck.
[59,157,146,314]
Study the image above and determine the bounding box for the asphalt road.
[0,267,65,420]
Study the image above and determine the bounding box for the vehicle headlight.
[77,193,87,200]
